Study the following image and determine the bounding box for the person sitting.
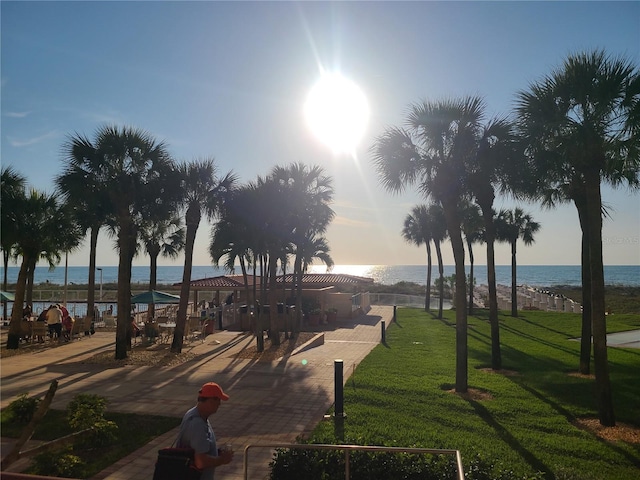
[62,315,74,341]
[130,316,142,339]
[46,304,63,340]
[22,304,32,320]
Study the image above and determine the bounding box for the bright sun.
[304,73,370,154]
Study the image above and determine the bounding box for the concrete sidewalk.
[1,306,394,480]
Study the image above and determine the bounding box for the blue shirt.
[177,406,218,480]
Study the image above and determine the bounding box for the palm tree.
[273,163,334,331]
[495,208,540,317]
[467,117,525,370]
[372,96,491,393]
[58,132,112,326]
[515,50,639,426]
[1,167,27,323]
[172,159,236,353]
[402,205,434,312]
[139,216,185,318]
[426,203,447,319]
[459,200,483,315]
[6,189,67,349]
[91,125,176,359]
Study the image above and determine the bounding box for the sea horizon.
[2,264,639,288]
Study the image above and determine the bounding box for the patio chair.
[103,314,116,328]
[187,316,204,343]
[31,321,47,344]
[82,316,94,336]
[70,318,83,340]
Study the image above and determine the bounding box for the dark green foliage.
[6,393,40,423]
[2,392,180,478]
[269,444,548,480]
[67,393,118,447]
[31,447,87,478]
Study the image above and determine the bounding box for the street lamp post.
[97,268,103,301]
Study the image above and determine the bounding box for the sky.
[2,1,639,269]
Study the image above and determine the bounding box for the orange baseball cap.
[199,382,229,401]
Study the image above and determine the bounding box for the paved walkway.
[1,306,394,480]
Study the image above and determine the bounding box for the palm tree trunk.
[575,200,592,375]
[268,256,280,346]
[480,206,501,370]
[115,222,134,360]
[26,259,36,306]
[585,174,614,426]
[435,242,444,319]
[149,252,159,319]
[442,202,468,393]
[485,236,501,369]
[3,251,9,324]
[425,242,432,312]
[173,212,198,354]
[510,240,518,317]
[86,226,98,324]
[467,239,474,315]
[6,258,30,349]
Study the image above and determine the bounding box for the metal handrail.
[243,442,465,480]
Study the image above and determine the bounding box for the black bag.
[152,447,202,480]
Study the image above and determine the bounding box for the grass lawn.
[309,308,640,479]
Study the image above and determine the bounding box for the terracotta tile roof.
[277,273,374,285]
[174,276,245,288]
[176,273,373,289]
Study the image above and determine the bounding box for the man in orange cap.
[176,382,233,480]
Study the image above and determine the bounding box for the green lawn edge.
[308,308,640,480]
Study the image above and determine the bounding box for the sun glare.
[304,73,370,154]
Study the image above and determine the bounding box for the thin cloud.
[332,215,371,228]
[4,111,31,118]
[7,130,59,147]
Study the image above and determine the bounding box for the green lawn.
[309,308,640,480]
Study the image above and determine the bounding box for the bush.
[269,443,547,480]
[7,393,40,423]
[67,393,118,447]
[31,446,87,478]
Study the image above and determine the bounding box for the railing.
[243,443,465,480]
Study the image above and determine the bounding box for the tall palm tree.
[372,96,489,393]
[459,200,483,315]
[426,203,447,319]
[172,159,236,353]
[58,132,112,325]
[6,189,66,349]
[1,167,27,322]
[402,205,434,312]
[273,163,334,330]
[467,117,525,370]
[91,125,176,359]
[209,185,257,307]
[495,208,540,317]
[515,50,639,426]
[139,216,185,318]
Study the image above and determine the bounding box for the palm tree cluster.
[372,49,638,426]
[209,162,335,351]
[3,128,335,358]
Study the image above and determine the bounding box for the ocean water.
[2,264,638,287]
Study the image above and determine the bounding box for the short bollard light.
[334,359,344,418]
[381,320,386,344]
[393,305,397,322]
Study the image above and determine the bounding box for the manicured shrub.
[31,446,87,478]
[67,393,118,447]
[7,393,40,423]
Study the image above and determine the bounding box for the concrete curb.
[290,332,325,356]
